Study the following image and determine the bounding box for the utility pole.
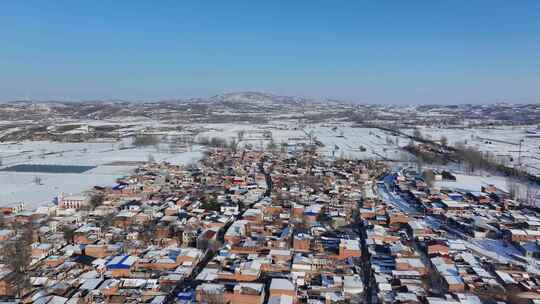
[518,138,524,168]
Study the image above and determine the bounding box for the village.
[2,0,540,301]
[0,134,539,304]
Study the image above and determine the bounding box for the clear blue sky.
[1,1,539,104]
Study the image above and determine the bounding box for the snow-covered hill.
[208,91,310,107]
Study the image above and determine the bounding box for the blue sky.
[0,1,539,103]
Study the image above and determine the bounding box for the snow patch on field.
[405,126,540,177]
[0,140,204,209]
[436,173,510,192]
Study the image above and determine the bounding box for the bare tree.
[440,135,448,147]
[413,128,423,140]
[525,184,540,207]
[506,178,520,200]
[97,213,114,229]
[415,155,424,172]
[62,225,76,244]
[197,238,221,253]
[197,136,210,145]
[399,151,411,165]
[262,130,272,139]
[423,169,435,188]
[237,130,245,141]
[209,137,227,148]
[134,134,160,147]
[3,224,33,298]
[89,193,105,209]
[229,138,238,153]
[0,212,6,229]
[33,176,43,185]
[280,142,288,154]
[266,140,277,154]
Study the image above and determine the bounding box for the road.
[357,219,376,304]
[376,167,540,277]
[378,172,421,216]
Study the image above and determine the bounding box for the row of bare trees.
[133,134,161,147]
[1,223,33,298]
[506,177,540,206]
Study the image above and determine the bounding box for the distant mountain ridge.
[206,91,310,106]
[2,91,315,107]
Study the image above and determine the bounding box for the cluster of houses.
[0,147,385,304]
[359,166,540,304]
[192,153,384,304]
[2,141,540,304]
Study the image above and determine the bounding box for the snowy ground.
[0,139,204,210]
[305,125,404,160]
[435,173,510,192]
[434,172,540,204]
[192,122,407,160]
[192,122,307,149]
[3,121,538,210]
[404,126,540,177]
[0,171,123,210]
[0,139,202,167]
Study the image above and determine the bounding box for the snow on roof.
[495,270,516,284]
[0,229,14,237]
[196,283,225,293]
[61,194,87,201]
[343,275,363,289]
[340,239,360,250]
[509,229,527,236]
[243,208,262,217]
[448,240,467,251]
[80,278,103,290]
[440,200,470,209]
[431,257,463,285]
[408,220,426,230]
[225,220,249,236]
[269,295,294,304]
[270,278,294,291]
[196,268,218,281]
[304,204,323,215]
[150,296,166,304]
[455,293,482,304]
[395,258,424,268]
[106,255,138,269]
[270,249,291,256]
[426,297,460,304]
[234,283,264,294]
[395,293,419,302]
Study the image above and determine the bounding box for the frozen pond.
[0,140,205,210]
[0,164,97,173]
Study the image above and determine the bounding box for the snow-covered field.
[0,139,203,210]
[4,121,538,210]
[405,126,540,177]
[192,122,406,160]
[305,126,404,160]
[0,139,203,167]
[0,171,121,210]
[435,173,510,192]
